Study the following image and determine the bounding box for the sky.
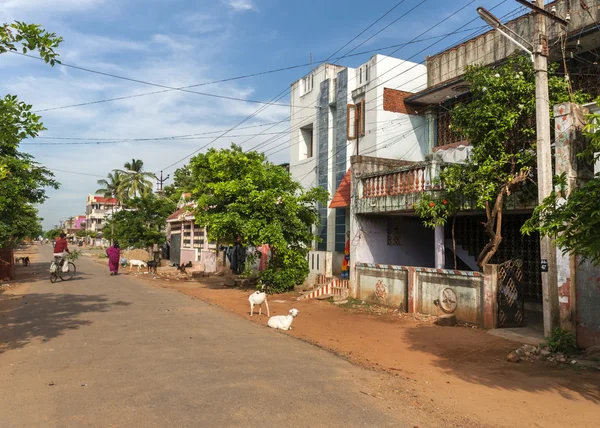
[0,0,523,229]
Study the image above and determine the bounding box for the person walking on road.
[106,241,121,276]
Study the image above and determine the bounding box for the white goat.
[267,308,299,331]
[249,289,270,317]
[129,259,147,272]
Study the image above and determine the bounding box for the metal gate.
[497,259,525,328]
[170,234,181,266]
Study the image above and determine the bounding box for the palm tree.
[118,159,155,199]
[97,171,126,245]
[96,171,125,204]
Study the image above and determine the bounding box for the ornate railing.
[359,161,448,199]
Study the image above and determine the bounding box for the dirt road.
[137,271,600,428]
[1,245,446,428]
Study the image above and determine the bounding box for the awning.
[329,169,351,208]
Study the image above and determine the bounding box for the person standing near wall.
[341,231,350,279]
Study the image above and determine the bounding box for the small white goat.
[267,308,299,331]
[129,259,147,272]
[249,289,270,317]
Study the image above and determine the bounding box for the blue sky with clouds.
[0,0,522,229]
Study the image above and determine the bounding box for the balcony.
[355,161,446,214]
[354,159,536,215]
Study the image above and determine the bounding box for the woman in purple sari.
[106,241,121,275]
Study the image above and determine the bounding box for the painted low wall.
[180,248,198,265]
[356,265,408,310]
[355,263,484,325]
[415,270,483,325]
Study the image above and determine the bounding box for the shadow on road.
[402,324,600,403]
[2,259,93,292]
[0,292,131,354]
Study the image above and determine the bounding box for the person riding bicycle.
[53,233,70,267]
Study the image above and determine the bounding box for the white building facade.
[289,55,427,272]
[85,194,121,233]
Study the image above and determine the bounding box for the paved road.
[0,246,407,428]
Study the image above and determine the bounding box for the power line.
[13,51,307,109]
[48,168,105,178]
[256,1,518,158]
[32,120,288,142]
[27,26,487,114]
[241,0,435,153]
[22,131,291,145]
[22,117,406,146]
[252,0,500,157]
[160,0,426,172]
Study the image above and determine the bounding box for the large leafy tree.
[188,145,328,292]
[118,159,155,199]
[103,194,176,250]
[430,55,585,267]
[164,164,195,202]
[523,101,600,263]
[0,22,62,247]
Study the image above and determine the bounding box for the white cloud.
[1,0,290,229]
[225,0,256,12]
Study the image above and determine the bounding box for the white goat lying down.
[267,308,299,331]
[249,289,270,317]
[129,259,147,272]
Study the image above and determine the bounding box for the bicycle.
[50,256,76,283]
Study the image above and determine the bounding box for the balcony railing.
[360,161,447,197]
[355,159,536,214]
[355,160,448,214]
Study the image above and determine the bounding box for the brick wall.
[383,88,422,115]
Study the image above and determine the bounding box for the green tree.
[44,228,62,240]
[103,194,175,251]
[0,22,62,247]
[424,55,585,267]
[118,159,155,199]
[164,165,194,202]
[523,101,600,263]
[188,145,328,292]
[96,171,125,204]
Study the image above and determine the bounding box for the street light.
[477,2,565,335]
[476,7,534,61]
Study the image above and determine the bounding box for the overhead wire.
[255,0,516,158]
[160,0,428,172]
[28,25,489,114]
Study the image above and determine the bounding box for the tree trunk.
[476,190,505,268]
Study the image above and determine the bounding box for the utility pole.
[479,1,568,335]
[531,0,559,336]
[156,170,170,196]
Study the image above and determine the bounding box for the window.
[365,64,369,82]
[97,219,102,225]
[347,104,357,140]
[357,99,366,136]
[359,67,363,84]
[300,124,314,159]
[347,101,365,139]
[302,74,314,95]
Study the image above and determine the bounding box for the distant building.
[63,215,86,236]
[85,194,120,234]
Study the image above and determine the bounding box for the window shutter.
[347,104,357,140]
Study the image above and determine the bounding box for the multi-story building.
[343,1,600,346]
[289,54,427,273]
[85,194,119,234]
